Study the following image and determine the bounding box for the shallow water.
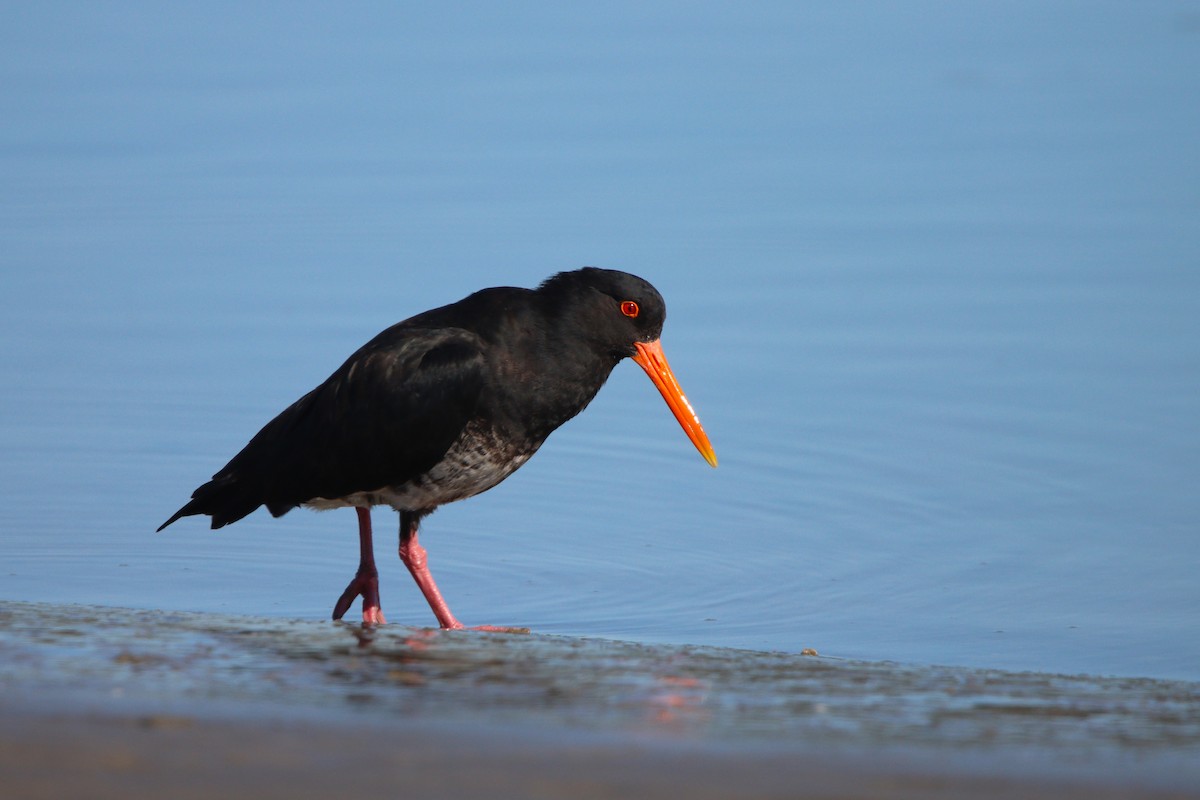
[4,601,1199,769]
[2,4,1198,680]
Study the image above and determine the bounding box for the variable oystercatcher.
[158,267,716,628]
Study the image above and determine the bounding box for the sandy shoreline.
[3,710,1189,800]
[2,600,1197,798]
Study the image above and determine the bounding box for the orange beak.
[631,340,718,468]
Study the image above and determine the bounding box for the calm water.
[2,4,1197,680]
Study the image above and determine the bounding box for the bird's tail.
[157,474,266,532]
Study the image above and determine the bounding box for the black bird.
[158,268,716,628]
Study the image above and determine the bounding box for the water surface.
[1,3,1198,680]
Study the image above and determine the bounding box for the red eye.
[620,301,640,318]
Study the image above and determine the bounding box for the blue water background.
[2,3,1198,680]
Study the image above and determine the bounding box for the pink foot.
[332,506,387,624]
[397,512,529,634]
[464,624,530,634]
[332,572,387,625]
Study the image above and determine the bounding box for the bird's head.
[539,267,717,468]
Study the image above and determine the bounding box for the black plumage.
[159,267,715,628]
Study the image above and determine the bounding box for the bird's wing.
[162,326,487,529]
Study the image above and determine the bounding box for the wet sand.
[2,601,1197,798]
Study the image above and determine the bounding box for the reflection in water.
[643,675,711,732]
[3,600,1199,762]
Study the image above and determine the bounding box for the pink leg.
[398,511,526,633]
[332,507,387,624]
[398,511,464,629]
